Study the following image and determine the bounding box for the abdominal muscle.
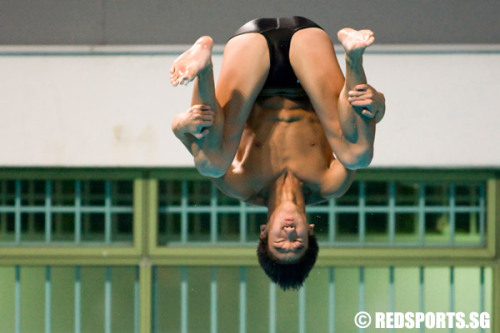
[213,96,335,203]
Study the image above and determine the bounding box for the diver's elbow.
[195,158,228,178]
[341,148,373,170]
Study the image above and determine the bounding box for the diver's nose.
[283,225,297,239]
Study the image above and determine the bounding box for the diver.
[171,17,385,290]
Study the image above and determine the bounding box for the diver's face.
[263,203,314,263]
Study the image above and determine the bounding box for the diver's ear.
[260,225,267,238]
[309,224,315,235]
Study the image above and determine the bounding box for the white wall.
[0,45,499,168]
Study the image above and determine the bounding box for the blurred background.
[0,1,499,332]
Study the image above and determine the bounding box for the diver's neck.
[267,172,306,215]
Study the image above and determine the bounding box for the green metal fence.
[0,168,498,333]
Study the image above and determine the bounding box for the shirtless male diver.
[170,17,385,290]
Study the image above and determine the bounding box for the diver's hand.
[175,104,215,139]
[348,84,385,123]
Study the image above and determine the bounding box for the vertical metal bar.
[479,267,485,333]
[480,267,485,313]
[15,180,21,244]
[139,264,152,333]
[419,266,425,333]
[45,266,51,333]
[359,182,366,244]
[151,266,158,333]
[181,182,188,244]
[75,181,82,244]
[0,181,6,236]
[329,267,335,333]
[210,267,218,333]
[104,181,112,244]
[269,282,276,333]
[134,266,140,333]
[28,181,34,235]
[105,266,112,333]
[494,266,500,333]
[239,267,247,333]
[239,202,247,244]
[15,265,21,333]
[449,183,456,245]
[75,266,81,333]
[450,266,455,333]
[358,267,365,333]
[181,266,188,333]
[53,181,62,237]
[418,183,426,245]
[328,199,336,244]
[45,181,52,244]
[298,286,306,333]
[479,183,486,246]
[389,182,396,244]
[210,184,218,244]
[389,266,395,333]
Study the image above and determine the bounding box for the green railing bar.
[45,181,52,244]
[162,205,268,213]
[120,204,483,214]
[161,238,486,248]
[419,267,425,333]
[15,181,21,244]
[151,266,158,333]
[181,266,188,333]
[105,266,112,333]
[0,206,147,214]
[160,204,485,215]
[418,184,426,246]
[328,200,336,243]
[358,267,365,333]
[210,267,218,333]
[450,183,456,246]
[210,185,218,244]
[329,267,335,333]
[450,266,455,333]
[239,202,247,244]
[269,282,276,333]
[389,266,395,333]
[15,265,21,333]
[134,266,140,333]
[0,181,5,236]
[105,181,112,244]
[75,181,82,244]
[298,286,306,333]
[479,184,486,246]
[389,182,396,244]
[181,182,188,244]
[45,266,51,333]
[75,266,81,333]
[359,182,366,244]
[450,267,455,309]
[480,267,485,333]
[239,267,247,333]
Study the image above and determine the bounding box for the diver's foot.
[337,28,374,59]
[170,36,213,86]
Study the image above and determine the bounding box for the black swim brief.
[231,16,323,92]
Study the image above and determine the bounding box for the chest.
[215,119,334,203]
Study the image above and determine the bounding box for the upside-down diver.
[171,17,385,290]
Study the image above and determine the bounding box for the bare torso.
[212,94,343,205]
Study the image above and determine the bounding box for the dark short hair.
[257,233,319,291]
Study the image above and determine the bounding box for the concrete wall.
[1,45,499,168]
[1,0,500,45]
